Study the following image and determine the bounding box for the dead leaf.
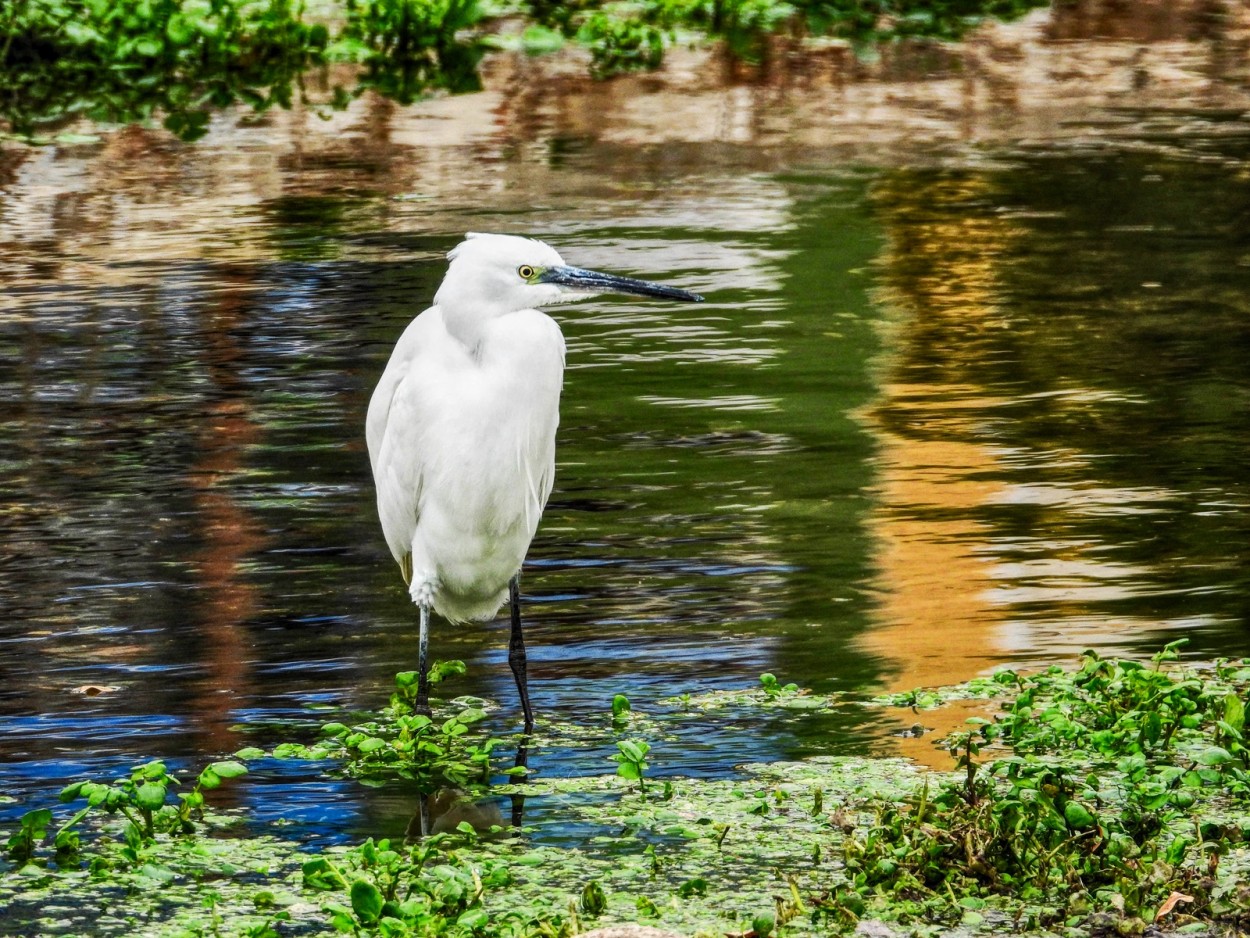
[1155,891,1194,920]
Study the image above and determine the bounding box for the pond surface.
[2,54,1249,845]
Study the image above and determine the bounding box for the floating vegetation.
[872,673,1018,711]
[3,644,1249,936]
[662,671,840,712]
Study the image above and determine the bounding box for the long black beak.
[540,265,704,302]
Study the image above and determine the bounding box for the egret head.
[434,233,703,319]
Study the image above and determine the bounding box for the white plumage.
[366,232,702,727]
[367,234,566,623]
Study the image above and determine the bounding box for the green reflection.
[531,174,888,748]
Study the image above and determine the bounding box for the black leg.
[508,575,535,733]
[511,742,529,829]
[416,602,431,716]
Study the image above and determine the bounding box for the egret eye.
[518,265,536,280]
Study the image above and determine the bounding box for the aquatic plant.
[274,663,509,789]
[3,648,1249,937]
[3,758,250,876]
[612,739,651,793]
[338,0,488,100]
[820,641,1250,929]
[302,832,537,936]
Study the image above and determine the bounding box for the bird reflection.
[405,741,530,839]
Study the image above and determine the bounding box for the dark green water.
[1,108,1248,839]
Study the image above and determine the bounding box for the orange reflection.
[861,173,1019,766]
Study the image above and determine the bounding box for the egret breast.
[382,307,565,623]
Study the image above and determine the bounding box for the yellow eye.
[518,265,536,280]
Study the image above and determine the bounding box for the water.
[2,70,1249,842]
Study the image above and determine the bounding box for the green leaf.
[1063,801,1095,829]
[63,22,104,45]
[1224,693,1245,734]
[677,876,708,897]
[326,904,356,933]
[579,879,607,915]
[138,761,168,780]
[395,671,418,689]
[1143,709,1162,744]
[166,14,195,45]
[198,767,221,790]
[20,809,53,834]
[137,863,176,883]
[303,858,344,891]
[618,740,649,762]
[350,880,384,924]
[207,761,248,779]
[429,660,466,684]
[135,782,167,811]
[1197,746,1233,766]
[59,782,85,802]
[86,784,110,807]
[456,908,489,928]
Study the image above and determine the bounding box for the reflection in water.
[863,172,1020,699]
[184,273,267,758]
[1,4,1250,839]
[403,744,527,839]
[406,788,506,839]
[864,152,1250,728]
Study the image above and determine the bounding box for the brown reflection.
[184,271,268,755]
[1047,0,1230,41]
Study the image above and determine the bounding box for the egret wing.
[366,310,439,576]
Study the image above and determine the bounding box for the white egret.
[366,232,703,731]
